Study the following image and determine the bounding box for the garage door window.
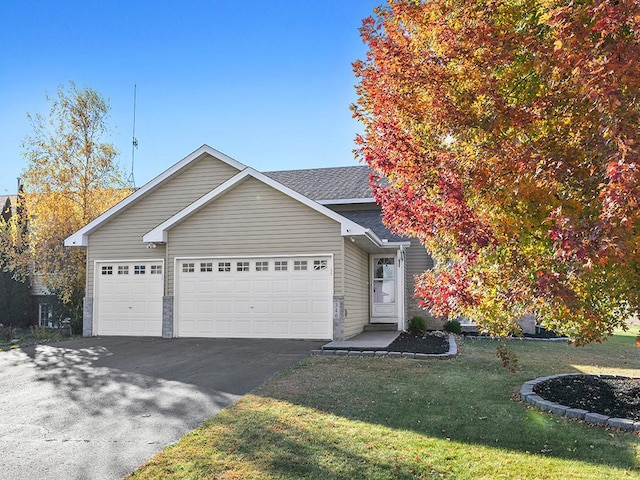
[256,261,269,271]
[294,260,307,271]
[151,265,163,274]
[237,261,250,272]
[118,266,129,275]
[102,266,113,275]
[200,262,213,272]
[183,263,195,273]
[134,265,146,275]
[314,260,328,271]
[275,260,288,271]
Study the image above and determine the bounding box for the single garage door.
[176,256,332,339]
[94,260,164,336]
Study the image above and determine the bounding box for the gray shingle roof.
[263,165,405,242]
[264,165,373,201]
[338,210,407,242]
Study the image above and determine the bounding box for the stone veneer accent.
[162,296,174,339]
[82,297,93,337]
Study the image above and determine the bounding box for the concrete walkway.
[322,331,400,350]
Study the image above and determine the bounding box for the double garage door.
[94,256,332,339]
[176,256,332,339]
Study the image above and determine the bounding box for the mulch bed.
[464,330,567,339]
[534,375,640,421]
[324,332,450,355]
[386,332,450,354]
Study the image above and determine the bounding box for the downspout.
[397,245,406,331]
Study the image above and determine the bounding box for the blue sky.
[0,1,381,194]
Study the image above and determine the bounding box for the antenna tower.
[129,84,138,188]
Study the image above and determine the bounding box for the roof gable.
[65,145,245,247]
[143,168,371,243]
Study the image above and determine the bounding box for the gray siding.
[405,238,439,328]
[166,177,344,297]
[343,239,370,339]
[86,154,240,296]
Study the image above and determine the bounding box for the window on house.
[182,263,195,273]
[255,261,269,271]
[294,260,308,271]
[117,265,129,275]
[218,262,231,272]
[134,265,146,275]
[200,262,213,272]
[39,303,53,328]
[151,265,162,274]
[236,261,249,272]
[275,260,288,271]
[101,266,113,275]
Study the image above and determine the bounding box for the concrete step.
[363,323,397,332]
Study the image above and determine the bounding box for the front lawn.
[130,331,640,479]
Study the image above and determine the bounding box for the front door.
[371,255,398,323]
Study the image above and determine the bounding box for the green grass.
[130,330,640,479]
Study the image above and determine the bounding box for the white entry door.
[94,260,164,336]
[371,255,398,322]
[175,256,333,339]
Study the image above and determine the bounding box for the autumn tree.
[2,82,131,328]
[353,0,640,344]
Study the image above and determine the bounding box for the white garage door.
[94,261,164,336]
[176,256,332,339]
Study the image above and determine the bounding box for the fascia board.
[64,145,246,247]
[318,198,377,205]
[361,229,411,249]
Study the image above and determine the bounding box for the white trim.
[143,168,372,243]
[369,254,400,323]
[65,145,246,247]
[93,258,166,264]
[93,258,165,336]
[173,253,334,339]
[318,198,377,205]
[174,253,335,261]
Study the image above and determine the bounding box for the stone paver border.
[520,373,640,432]
[311,334,457,359]
[466,335,569,342]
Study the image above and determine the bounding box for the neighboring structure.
[65,145,438,340]
[1,190,56,327]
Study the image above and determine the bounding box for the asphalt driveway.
[0,336,323,480]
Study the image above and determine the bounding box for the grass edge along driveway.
[130,331,640,479]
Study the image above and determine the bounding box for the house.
[1,190,58,327]
[64,145,437,340]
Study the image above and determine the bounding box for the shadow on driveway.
[0,336,322,480]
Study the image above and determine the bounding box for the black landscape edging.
[520,373,640,432]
